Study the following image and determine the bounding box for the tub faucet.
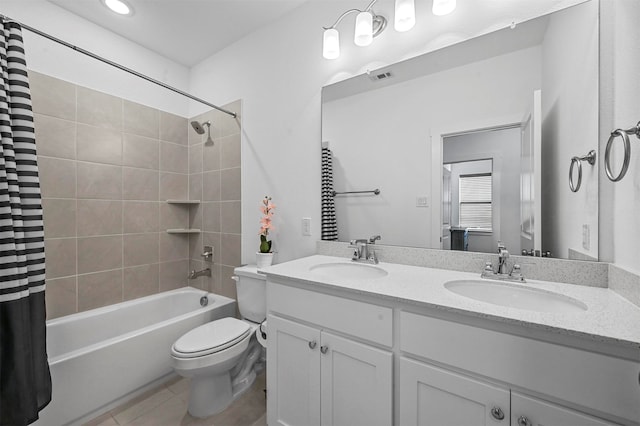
[188,268,211,279]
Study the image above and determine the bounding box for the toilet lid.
[172,317,251,358]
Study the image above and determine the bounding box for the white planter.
[256,252,274,268]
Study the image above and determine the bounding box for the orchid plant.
[259,196,275,253]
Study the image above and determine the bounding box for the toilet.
[170,265,267,418]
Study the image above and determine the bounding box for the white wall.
[599,0,640,273]
[3,0,191,116]
[540,0,599,260]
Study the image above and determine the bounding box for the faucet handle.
[510,264,525,281]
[484,261,493,271]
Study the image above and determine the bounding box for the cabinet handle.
[308,340,317,350]
[490,407,505,421]
[320,345,329,354]
[517,415,532,426]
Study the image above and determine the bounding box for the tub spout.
[188,268,211,279]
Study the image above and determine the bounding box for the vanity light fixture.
[432,0,456,16]
[101,0,134,16]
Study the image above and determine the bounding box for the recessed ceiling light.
[101,0,134,16]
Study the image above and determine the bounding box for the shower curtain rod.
[0,14,237,118]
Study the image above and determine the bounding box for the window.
[459,173,492,230]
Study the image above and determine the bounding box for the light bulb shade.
[394,0,415,32]
[354,11,373,46]
[323,28,340,59]
[432,0,456,16]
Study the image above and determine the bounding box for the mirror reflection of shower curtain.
[0,19,52,426]
[321,145,338,240]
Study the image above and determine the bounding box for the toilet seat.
[172,317,252,359]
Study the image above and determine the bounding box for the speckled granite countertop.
[264,255,640,352]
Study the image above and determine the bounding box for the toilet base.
[188,372,235,418]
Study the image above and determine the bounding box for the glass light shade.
[432,0,456,16]
[103,0,131,15]
[394,0,415,32]
[323,28,340,59]
[354,11,373,47]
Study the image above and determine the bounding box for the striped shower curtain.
[0,19,51,425]
[321,146,338,240]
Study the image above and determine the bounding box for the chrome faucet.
[481,242,525,282]
[188,268,211,279]
[349,235,381,264]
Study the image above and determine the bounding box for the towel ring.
[604,121,640,182]
[569,150,596,192]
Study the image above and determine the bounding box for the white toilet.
[170,265,267,418]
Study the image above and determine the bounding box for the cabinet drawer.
[400,311,640,423]
[268,281,392,347]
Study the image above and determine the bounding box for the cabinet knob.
[490,407,505,421]
[320,345,329,354]
[308,340,317,350]
[517,416,532,426]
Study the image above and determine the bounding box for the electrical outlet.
[302,217,312,236]
[416,196,429,207]
[582,224,590,250]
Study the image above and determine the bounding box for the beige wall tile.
[160,111,188,145]
[220,233,241,267]
[220,133,241,169]
[123,168,159,201]
[77,86,122,130]
[203,202,221,233]
[76,124,122,165]
[160,204,188,231]
[159,260,189,291]
[45,238,76,279]
[77,235,122,274]
[124,263,160,301]
[38,157,76,199]
[123,233,160,267]
[188,143,203,174]
[29,71,76,121]
[220,201,240,234]
[189,174,202,201]
[78,269,123,312]
[77,200,122,237]
[159,173,188,201]
[202,140,220,172]
[124,201,160,233]
[123,133,159,170]
[202,171,220,201]
[42,198,76,238]
[160,142,188,174]
[220,167,241,201]
[34,114,76,159]
[77,163,122,200]
[124,100,159,139]
[189,203,202,230]
[45,276,77,319]
[188,232,203,262]
[160,233,189,262]
[219,265,238,300]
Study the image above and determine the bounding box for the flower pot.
[256,252,274,268]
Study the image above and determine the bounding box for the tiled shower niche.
[31,71,242,319]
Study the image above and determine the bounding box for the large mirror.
[321,0,599,261]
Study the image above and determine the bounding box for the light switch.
[302,217,312,236]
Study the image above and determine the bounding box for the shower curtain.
[0,19,51,426]
[321,146,338,240]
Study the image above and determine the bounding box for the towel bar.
[604,121,640,182]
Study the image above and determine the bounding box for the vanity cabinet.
[267,282,393,426]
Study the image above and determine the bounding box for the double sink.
[309,262,587,314]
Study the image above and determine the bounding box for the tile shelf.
[166,200,201,204]
[166,229,201,234]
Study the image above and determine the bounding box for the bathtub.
[34,287,236,426]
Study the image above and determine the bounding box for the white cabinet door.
[399,357,510,426]
[320,332,392,426]
[511,392,619,426]
[267,315,321,426]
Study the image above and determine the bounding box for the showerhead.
[190,120,214,144]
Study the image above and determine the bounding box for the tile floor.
[85,373,266,426]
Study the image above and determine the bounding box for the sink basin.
[444,280,587,313]
[309,262,388,280]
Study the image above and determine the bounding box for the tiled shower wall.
[30,70,242,319]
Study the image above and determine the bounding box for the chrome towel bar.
[569,150,596,193]
[332,188,381,196]
[605,121,640,182]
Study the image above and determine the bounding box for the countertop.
[263,255,640,353]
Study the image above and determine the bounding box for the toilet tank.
[233,265,266,323]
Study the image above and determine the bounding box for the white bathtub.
[34,287,236,426]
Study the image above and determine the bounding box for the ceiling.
[46,0,310,67]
